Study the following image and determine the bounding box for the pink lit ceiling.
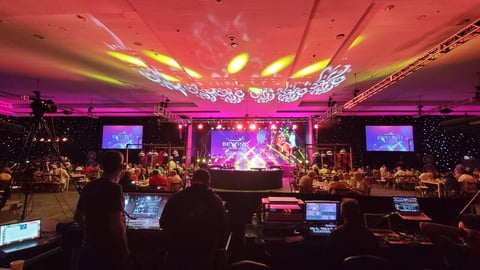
[0,0,479,118]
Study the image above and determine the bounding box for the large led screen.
[210,128,305,169]
[102,125,143,149]
[365,125,414,152]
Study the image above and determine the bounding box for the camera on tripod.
[29,91,57,119]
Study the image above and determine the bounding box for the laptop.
[124,193,172,230]
[392,196,431,221]
[0,219,42,254]
[364,213,402,242]
[305,200,339,236]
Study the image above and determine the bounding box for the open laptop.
[124,193,172,230]
[0,219,42,254]
[305,200,339,236]
[392,196,431,221]
[364,213,402,242]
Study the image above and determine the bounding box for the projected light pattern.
[91,15,351,104]
[210,128,304,170]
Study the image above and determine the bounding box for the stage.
[209,168,284,190]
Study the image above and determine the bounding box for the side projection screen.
[365,125,414,152]
[102,125,143,149]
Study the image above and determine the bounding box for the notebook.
[305,200,339,236]
[0,219,42,254]
[392,196,431,221]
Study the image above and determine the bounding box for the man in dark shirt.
[74,151,129,270]
[324,198,379,268]
[160,168,226,270]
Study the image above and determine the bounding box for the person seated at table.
[351,169,363,188]
[444,172,461,195]
[393,166,406,179]
[324,198,379,269]
[351,177,370,196]
[149,170,167,190]
[138,168,147,181]
[418,172,434,182]
[167,170,183,192]
[420,214,480,269]
[118,171,137,192]
[298,170,315,193]
[328,175,349,195]
[319,165,329,175]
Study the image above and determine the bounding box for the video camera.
[29,91,57,119]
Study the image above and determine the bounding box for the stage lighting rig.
[29,91,57,120]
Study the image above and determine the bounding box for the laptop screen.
[393,196,421,213]
[364,214,391,230]
[124,193,172,229]
[305,201,339,222]
[0,220,41,246]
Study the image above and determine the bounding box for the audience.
[328,175,349,195]
[149,170,167,190]
[298,170,315,193]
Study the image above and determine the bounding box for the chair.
[229,260,271,270]
[415,185,430,197]
[343,255,391,270]
[289,181,300,193]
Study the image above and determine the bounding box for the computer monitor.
[393,196,421,213]
[0,219,41,246]
[305,201,339,222]
[124,193,172,229]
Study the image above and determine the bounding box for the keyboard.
[308,224,337,235]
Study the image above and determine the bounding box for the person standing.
[160,169,226,270]
[74,151,129,270]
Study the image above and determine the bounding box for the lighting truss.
[342,18,480,111]
[313,104,343,123]
[153,105,188,125]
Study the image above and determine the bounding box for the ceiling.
[0,0,479,119]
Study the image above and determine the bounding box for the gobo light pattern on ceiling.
[91,15,351,104]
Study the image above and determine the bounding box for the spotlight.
[47,138,51,142]
[62,137,68,142]
[249,123,256,130]
[39,138,45,142]
[236,124,243,130]
[314,124,319,129]
[178,124,183,129]
[327,96,336,107]
[292,124,297,130]
[198,123,204,130]
[216,124,223,130]
[353,89,360,97]
[270,124,277,130]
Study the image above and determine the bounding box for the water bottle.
[252,213,258,226]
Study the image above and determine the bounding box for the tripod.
[13,116,81,220]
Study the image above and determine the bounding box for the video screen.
[124,193,171,229]
[365,126,414,152]
[393,196,420,213]
[102,125,143,149]
[210,128,305,170]
[305,201,338,222]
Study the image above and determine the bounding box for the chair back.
[343,255,390,270]
[229,260,271,270]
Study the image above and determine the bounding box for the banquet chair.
[229,260,271,270]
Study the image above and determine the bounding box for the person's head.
[169,170,177,176]
[152,170,159,175]
[307,170,316,178]
[340,198,362,224]
[191,169,210,186]
[459,214,480,230]
[333,175,340,182]
[277,133,286,144]
[101,151,124,177]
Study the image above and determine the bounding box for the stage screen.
[210,128,305,169]
[102,125,143,149]
[365,125,414,152]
